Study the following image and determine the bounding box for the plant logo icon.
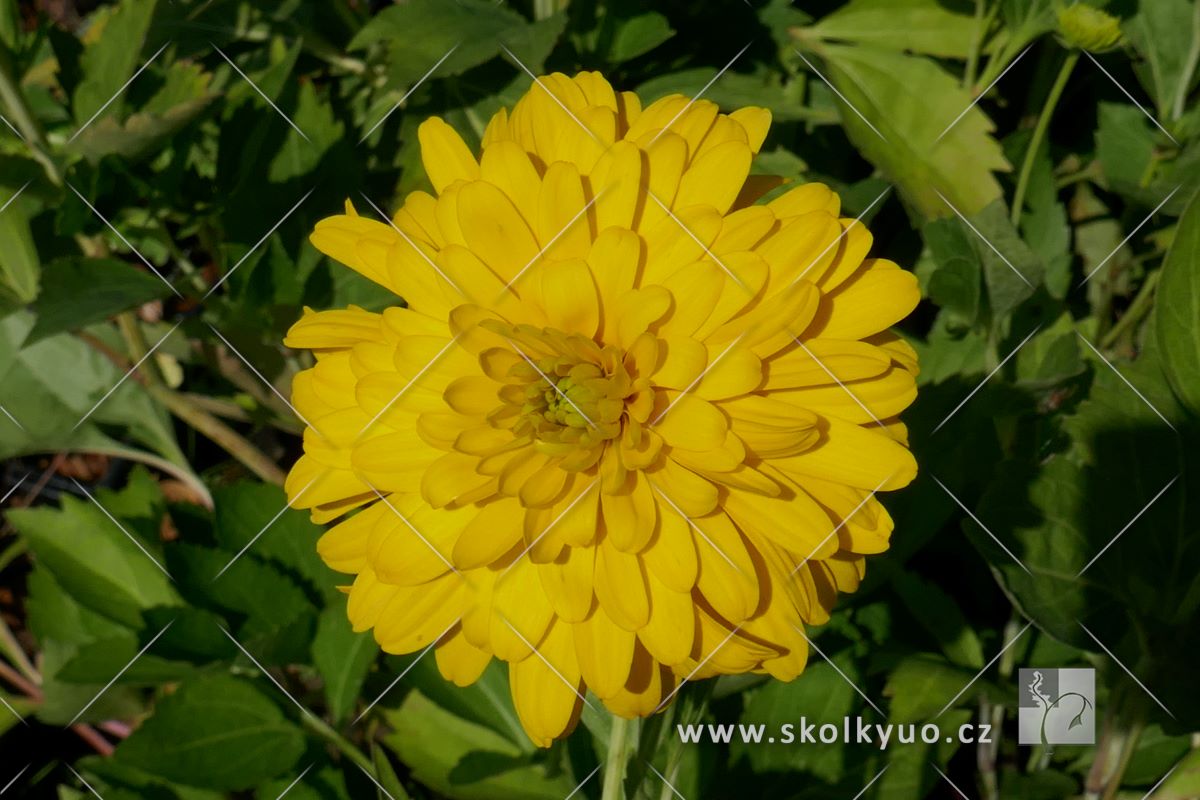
[1017,668,1096,746]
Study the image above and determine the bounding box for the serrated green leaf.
[113,674,306,791]
[72,0,159,125]
[7,494,180,628]
[25,257,170,343]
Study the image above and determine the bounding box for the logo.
[1017,668,1095,745]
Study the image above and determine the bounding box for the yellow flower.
[285,71,919,746]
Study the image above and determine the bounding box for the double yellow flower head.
[284,71,919,746]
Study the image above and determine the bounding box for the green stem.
[1100,268,1162,349]
[964,0,987,89]
[1173,2,1200,121]
[0,41,62,186]
[601,715,634,800]
[1011,50,1079,227]
[300,712,376,776]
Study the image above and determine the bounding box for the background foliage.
[1,0,1199,797]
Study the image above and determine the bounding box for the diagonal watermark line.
[204,188,315,298]
[506,337,598,428]
[273,764,313,800]
[933,326,1041,433]
[931,763,971,800]
[360,43,461,143]
[0,694,26,726]
[73,321,183,430]
[68,183,182,297]
[646,762,689,800]
[498,189,605,299]
[935,621,1031,718]
[221,626,317,720]
[793,625,884,715]
[1,764,30,794]
[1076,333,1177,432]
[71,478,172,579]
[69,621,174,725]
[790,337,888,429]
[650,334,745,427]
[500,614,595,710]
[68,41,171,143]
[1083,51,1179,145]
[646,40,754,147]
[356,763,399,800]
[497,480,599,583]
[354,619,459,724]
[357,192,466,297]
[0,112,24,141]
[499,44,604,145]
[0,181,31,217]
[213,475,322,580]
[791,184,893,287]
[1079,187,1180,285]
[0,404,26,432]
[563,764,602,800]
[654,624,743,713]
[1139,760,1180,800]
[932,475,1032,574]
[794,50,887,141]
[935,189,1032,287]
[851,765,890,800]
[66,766,105,800]
[354,331,463,442]
[648,193,748,290]
[0,472,30,505]
[650,482,743,575]
[1077,475,1178,576]
[213,42,310,142]
[1078,622,1174,718]
[787,476,891,580]
[366,483,462,579]
[205,323,317,431]
[936,45,1034,143]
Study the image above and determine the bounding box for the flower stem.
[300,712,377,776]
[1011,50,1079,227]
[1100,268,1162,349]
[601,715,634,800]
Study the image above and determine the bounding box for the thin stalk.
[0,42,61,185]
[1173,2,1200,121]
[150,386,286,485]
[1011,50,1079,227]
[1100,268,1162,349]
[964,0,987,89]
[0,615,38,686]
[601,715,634,800]
[300,712,376,776]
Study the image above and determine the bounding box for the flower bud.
[1055,3,1123,52]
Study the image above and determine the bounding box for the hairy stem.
[1011,50,1079,227]
[601,715,634,800]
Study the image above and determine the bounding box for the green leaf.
[892,574,985,668]
[609,12,674,62]
[971,200,1044,320]
[72,0,159,125]
[1150,748,1200,800]
[7,494,179,628]
[883,654,998,723]
[312,601,376,724]
[0,179,40,303]
[922,215,982,326]
[1155,187,1200,416]
[637,68,813,122]
[381,691,576,800]
[25,257,170,343]
[808,0,979,58]
[803,43,1010,219]
[349,0,548,89]
[734,660,857,779]
[1126,0,1199,121]
[57,634,194,685]
[68,95,213,162]
[113,674,306,791]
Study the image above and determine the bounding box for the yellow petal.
[509,620,583,747]
[535,161,592,263]
[418,117,481,193]
[638,571,695,666]
[435,626,492,687]
[775,413,917,491]
[806,260,920,340]
[573,605,635,698]
[479,139,540,225]
[675,140,752,215]
[540,258,601,337]
[452,496,524,569]
[595,537,650,630]
[373,575,467,654]
[457,180,540,283]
